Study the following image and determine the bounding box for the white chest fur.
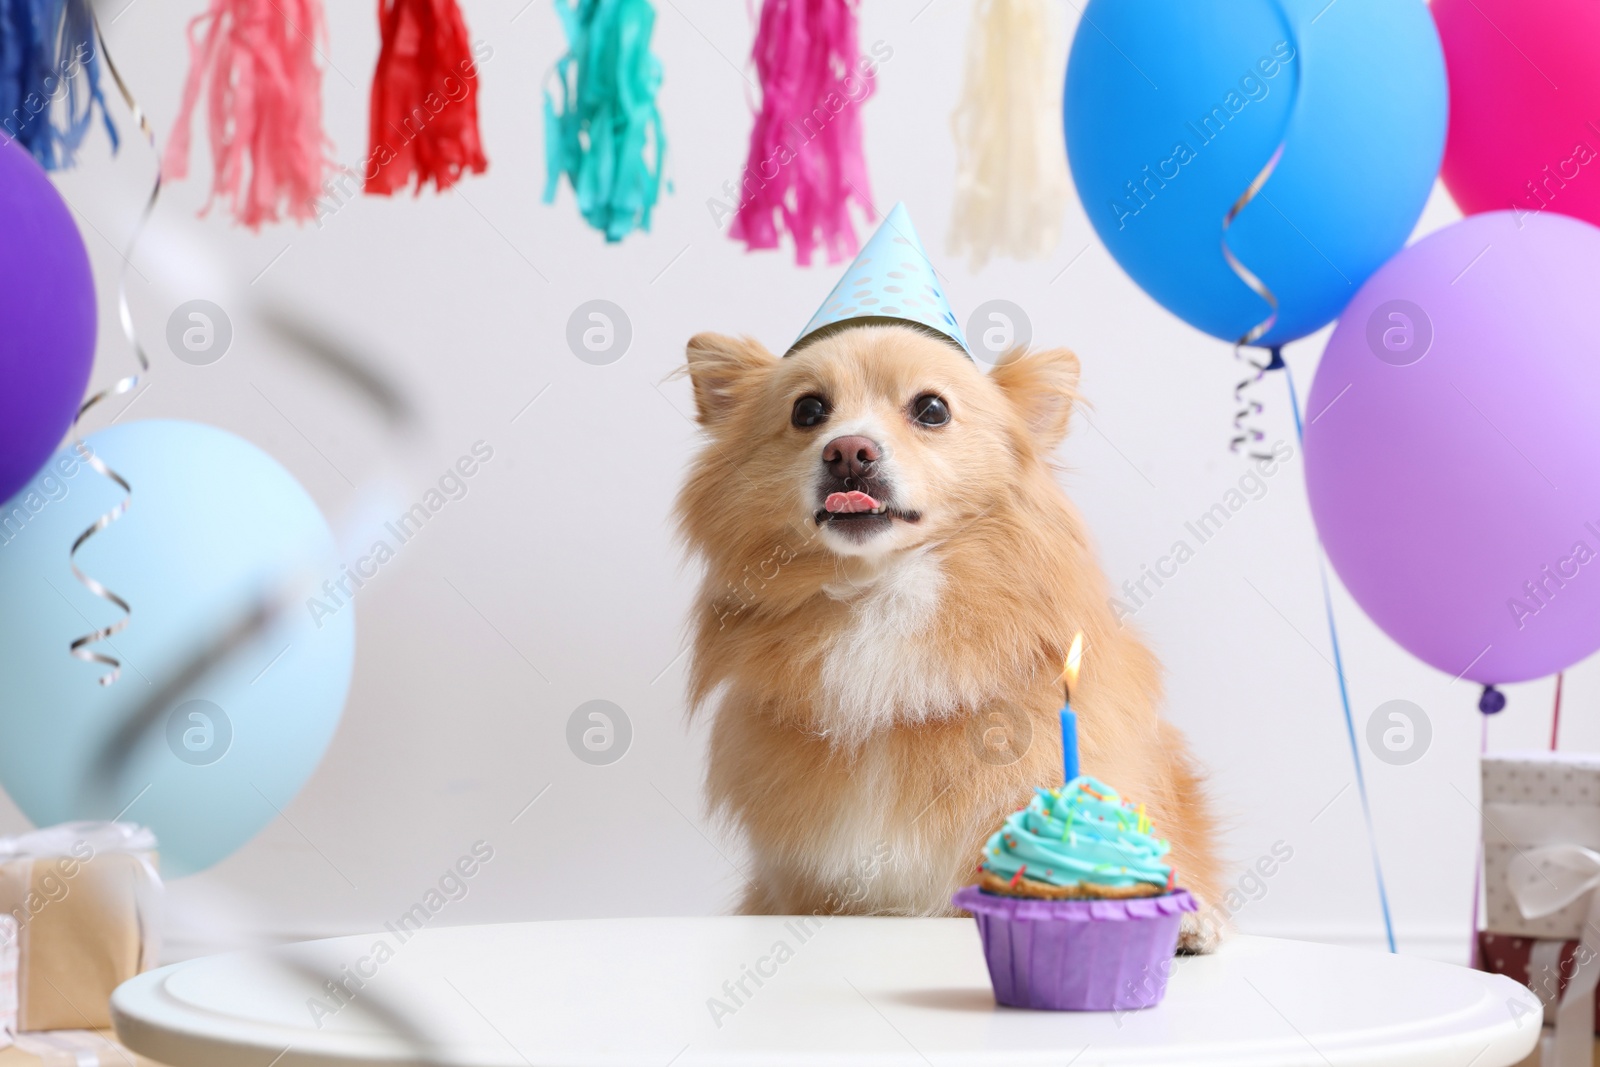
[801,739,964,916]
[815,549,954,747]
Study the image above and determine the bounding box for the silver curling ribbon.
[67,7,162,685]
[1222,141,1285,463]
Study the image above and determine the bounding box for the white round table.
[113,918,1540,1067]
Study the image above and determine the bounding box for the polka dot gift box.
[1481,752,1600,941]
[788,203,970,357]
[1480,752,1600,1065]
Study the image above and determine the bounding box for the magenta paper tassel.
[163,0,330,228]
[727,0,878,266]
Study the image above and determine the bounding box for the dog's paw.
[1176,907,1227,955]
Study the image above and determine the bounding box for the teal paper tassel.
[543,0,666,242]
[0,0,118,170]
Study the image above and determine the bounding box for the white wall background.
[14,0,1595,964]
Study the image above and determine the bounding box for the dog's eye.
[792,395,830,428]
[911,394,950,427]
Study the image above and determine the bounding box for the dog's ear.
[683,333,777,426]
[989,346,1082,449]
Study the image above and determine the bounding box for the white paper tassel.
[948,0,1071,271]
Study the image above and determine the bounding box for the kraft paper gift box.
[0,915,16,1046]
[0,1030,167,1067]
[0,824,160,1032]
[1482,752,1600,1067]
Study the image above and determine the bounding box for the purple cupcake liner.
[952,885,1196,1011]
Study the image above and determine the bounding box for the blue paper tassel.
[543,0,666,242]
[0,0,118,170]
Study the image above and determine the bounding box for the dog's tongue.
[825,490,880,514]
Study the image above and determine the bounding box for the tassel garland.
[367,0,488,196]
[163,0,330,228]
[0,0,118,170]
[544,0,666,243]
[947,0,1069,270]
[728,0,881,267]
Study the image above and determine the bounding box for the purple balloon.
[0,138,96,506]
[1306,210,1600,684]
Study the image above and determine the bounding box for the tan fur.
[676,325,1223,946]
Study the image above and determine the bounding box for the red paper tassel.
[366,0,488,196]
[727,0,879,266]
[163,0,330,228]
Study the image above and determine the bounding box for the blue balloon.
[0,421,355,875]
[1064,0,1447,347]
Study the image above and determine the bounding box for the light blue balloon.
[0,420,355,875]
[1064,0,1447,347]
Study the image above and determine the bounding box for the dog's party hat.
[788,203,970,357]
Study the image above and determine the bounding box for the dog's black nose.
[822,435,881,481]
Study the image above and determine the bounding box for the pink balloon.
[1434,0,1600,225]
[1305,211,1600,684]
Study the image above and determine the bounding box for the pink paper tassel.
[163,0,331,228]
[727,0,880,266]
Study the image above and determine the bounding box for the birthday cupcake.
[952,776,1196,1011]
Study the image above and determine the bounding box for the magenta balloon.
[1305,211,1600,684]
[1434,0,1600,228]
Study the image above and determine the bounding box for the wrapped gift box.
[1482,752,1600,939]
[0,915,16,1046]
[1481,931,1600,1031]
[0,825,160,1032]
[0,1030,167,1067]
[1511,1031,1600,1067]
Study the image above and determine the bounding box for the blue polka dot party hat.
[788,203,970,357]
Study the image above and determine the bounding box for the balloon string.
[67,11,163,686]
[1469,712,1488,969]
[1284,361,1398,954]
[1223,143,1285,460]
[1551,671,1564,751]
[1231,343,1281,459]
[1222,143,1283,345]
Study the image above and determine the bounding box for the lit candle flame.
[1059,632,1085,701]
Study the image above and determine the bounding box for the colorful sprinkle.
[978,776,1173,896]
